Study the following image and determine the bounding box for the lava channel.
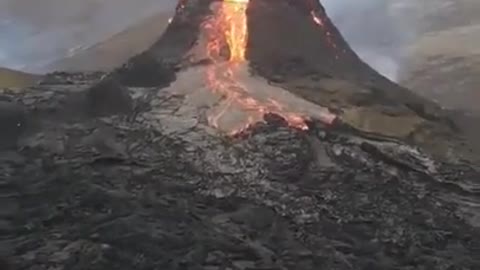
[203,0,316,135]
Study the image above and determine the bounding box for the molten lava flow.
[203,0,310,134]
[223,0,248,62]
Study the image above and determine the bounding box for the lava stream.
[203,0,309,134]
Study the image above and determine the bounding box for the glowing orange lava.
[310,11,339,59]
[304,0,347,58]
[203,0,309,134]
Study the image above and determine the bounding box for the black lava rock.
[115,52,176,88]
[0,101,26,150]
[86,77,134,117]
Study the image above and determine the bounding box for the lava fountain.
[203,0,311,134]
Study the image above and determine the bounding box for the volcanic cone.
[116,1,447,135]
[110,0,467,158]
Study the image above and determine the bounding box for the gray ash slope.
[2,0,480,269]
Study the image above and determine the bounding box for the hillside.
[44,11,171,72]
[399,0,480,113]
[0,67,41,88]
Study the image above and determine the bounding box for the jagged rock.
[86,77,133,116]
[114,52,176,87]
[40,71,106,85]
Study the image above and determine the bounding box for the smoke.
[322,0,418,81]
[1,0,417,79]
[0,0,177,72]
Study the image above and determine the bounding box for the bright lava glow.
[203,0,310,134]
[310,11,338,53]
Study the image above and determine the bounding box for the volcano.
[2,0,480,269]
[114,0,449,138]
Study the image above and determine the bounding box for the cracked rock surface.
[1,73,480,270]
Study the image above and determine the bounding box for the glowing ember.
[203,0,311,134]
[305,0,344,58]
[310,11,339,56]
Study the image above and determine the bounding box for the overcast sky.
[0,0,415,80]
[323,0,417,81]
[0,0,177,71]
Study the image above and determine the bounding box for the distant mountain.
[402,25,480,113]
[44,11,171,72]
[0,67,41,88]
[399,0,480,114]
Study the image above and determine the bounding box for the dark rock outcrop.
[0,101,26,150]
[86,77,133,116]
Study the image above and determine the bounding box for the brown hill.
[0,67,41,88]
[45,11,172,72]
[402,24,480,114]
[399,0,480,114]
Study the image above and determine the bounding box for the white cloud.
[322,0,417,81]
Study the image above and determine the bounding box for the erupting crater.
[119,0,436,137]
[149,0,339,135]
[201,0,335,134]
